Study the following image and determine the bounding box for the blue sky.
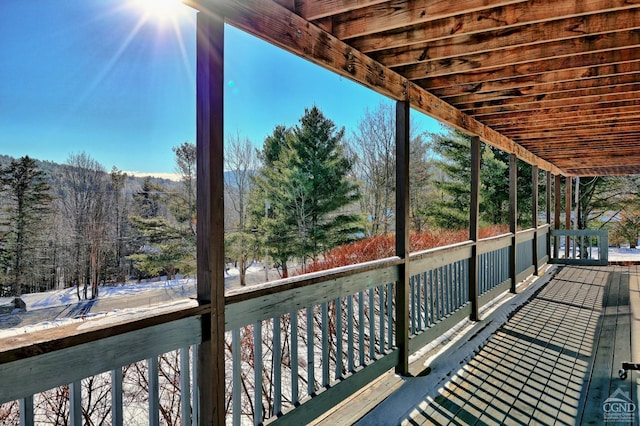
[0,0,441,176]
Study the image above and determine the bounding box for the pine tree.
[429,128,473,229]
[0,156,52,297]
[428,126,518,230]
[251,106,364,275]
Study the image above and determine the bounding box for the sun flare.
[132,0,186,22]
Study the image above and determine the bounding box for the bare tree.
[59,152,110,299]
[224,132,260,286]
[350,102,433,235]
[351,102,396,236]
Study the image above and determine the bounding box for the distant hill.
[0,154,179,193]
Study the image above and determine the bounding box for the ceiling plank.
[451,83,640,110]
[508,125,640,140]
[467,95,640,116]
[329,0,525,40]
[195,0,561,174]
[414,49,640,92]
[478,104,640,124]
[370,9,640,67]
[497,120,640,135]
[348,0,640,52]
[295,0,388,20]
[439,73,640,103]
[396,31,640,79]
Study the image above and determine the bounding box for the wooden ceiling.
[197,0,640,176]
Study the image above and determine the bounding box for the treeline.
[0,145,196,298]
[3,102,640,296]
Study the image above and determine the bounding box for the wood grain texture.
[0,316,202,404]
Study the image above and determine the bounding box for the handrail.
[0,228,553,424]
[0,301,208,364]
[225,256,403,304]
[550,228,608,266]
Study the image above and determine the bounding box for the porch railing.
[0,226,550,425]
[550,229,608,266]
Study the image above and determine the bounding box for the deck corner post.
[554,174,561,260]
[546,171,551,261]
[532,165,539,275]
[565,176,572,259]
[395,99,410,376]
[469,136,480,321]
[196,9,226,426]
[509,154,517,293]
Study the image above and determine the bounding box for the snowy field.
[1,249,639,336]
[0,263,268,336]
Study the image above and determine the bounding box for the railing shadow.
[361,266,608,425]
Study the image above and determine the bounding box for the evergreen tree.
[0,156,52,296]
[127,146,197,280]
[250,125,296,278]
[127,215,193,279]
[133,177,164,219]
[428,126,521,229]
[171,141,197,237]
[251,106,364,275]
[429,128,473,229]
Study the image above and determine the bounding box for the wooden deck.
[333,265,639,425]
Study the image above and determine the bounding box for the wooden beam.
[448,81,640,109]
[413,47,640,87]
[397,31,640,79]
[456,84,640,112]
[195,10,226,426]
[477,103,640,122]
[193,0,561,176]
[349,0,640,52]
[432,69,640,99]
[395,100,410,375]
[371,10,640,67]
[296,0,388,21]
[490,114,640,132]
[564,165,640,176]
[468,94,640,117]
[505,125,640,140]
[329,0,525,40]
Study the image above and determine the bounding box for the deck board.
[353,265,640,425]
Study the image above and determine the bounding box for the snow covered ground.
[0,263,269,335]
[1,249,639,336]
[608,246,640,262]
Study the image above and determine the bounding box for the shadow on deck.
[327,266,639,425]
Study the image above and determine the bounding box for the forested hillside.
[3,104,639,299]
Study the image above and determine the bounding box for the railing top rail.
[225,256,403,305]
[551,229,608,237]
[0,300,207,366]
[409,240,474,262]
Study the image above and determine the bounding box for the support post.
[469,136,480,321]
[546,171,551,261]
[509,154,517,293]
[565,176,572,259]
[532,165,539,275]
[196,10,226,426]
[554,174,561,259]
[395,100,410,376]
